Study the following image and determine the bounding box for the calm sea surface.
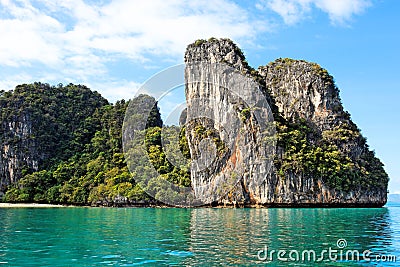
[0,206,399,266]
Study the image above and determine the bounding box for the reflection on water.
[0,207,398,266]
[185,208,398,266]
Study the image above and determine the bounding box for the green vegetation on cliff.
[275,118,388,192]
[0,82,108,175]
[1,85,189,205]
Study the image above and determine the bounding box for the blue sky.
[0,0,399,193]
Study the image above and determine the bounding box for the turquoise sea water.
[0,206,399,266]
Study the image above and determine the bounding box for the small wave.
[162,250,193,257]
[101,254,122,259]
[121,259,166,266]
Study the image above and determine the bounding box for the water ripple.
[0,207,398,266]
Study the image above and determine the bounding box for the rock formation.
[0,113,37,190]
[184,38,388,207]
[0,83,107,194]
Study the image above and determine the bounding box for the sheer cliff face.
[0,113,38,190]
[184,40,277,204]
[184,39,388,206]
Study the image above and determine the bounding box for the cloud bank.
[259,0,372,25]
[0,0,373,100]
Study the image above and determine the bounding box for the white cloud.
[265,0,312,25]
[315,0,372,24]
[0,0,372,101]
[0,0,266,68]
[88,80,141,103]
[0,0,270,100]
[0,73,35,91]
[259,0,371,25]
[0,0,64,67]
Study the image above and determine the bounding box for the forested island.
[0,39,388,207]
[0,85,186,205]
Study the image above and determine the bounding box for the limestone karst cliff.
[0,83,108,196]
[184,38,388,207]
[0,87,165,205]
